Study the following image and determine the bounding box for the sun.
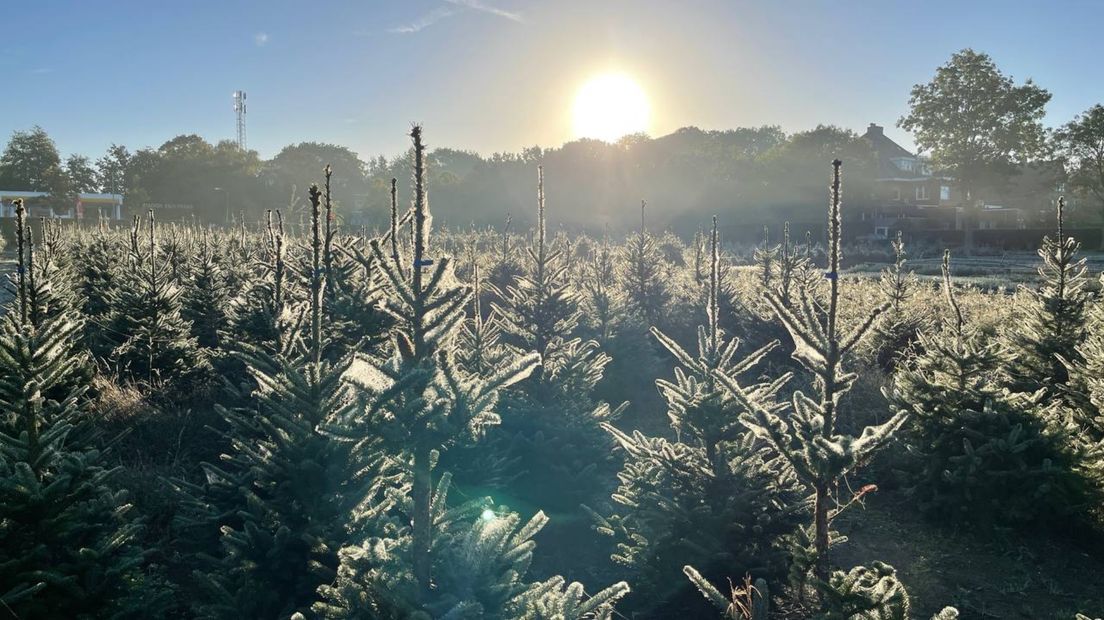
[572,73,650,142]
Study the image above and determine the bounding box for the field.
[2,144,1104,620]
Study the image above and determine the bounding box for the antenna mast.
[233,90,247,150]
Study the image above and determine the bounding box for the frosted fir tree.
[650,217,794,493]
[692,226,706,285]
[493,167,583,363]
[753,224,778,291]
[22,216,83,327]
[683,568,770,620]
[590,217,802,614]
[228,209,292,353]
[315,473,630,619]
[438,252,529,490]
[716,161,907,585]
[578,235,622,344]
[618,200,671,328]
[775,222,808,308]
[0,201,160,618]
[0,214,95,407]
[181,229,230,349]
[75,226,124,359]
[891,251,1100,527]
[1068,273,1104,440]
[178,184,363,619]
[687,559,959,620]
[105,211,207,396]
[728,226,809,362]
[818,562,955,620]
[813,562,911,620]
[866,231,924,372]
[491,166,626,507]
[456,252,511,380]
[1004,197,1092,398]
[577,231,660,418]
[486,212,522,295]
[288,166,391,359]
[327,126,540,598]
[317,128,629,618]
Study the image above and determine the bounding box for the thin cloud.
[388,0,522,34]
[254,32,269,46]
[444,0,523,22]
[388,6,457,34]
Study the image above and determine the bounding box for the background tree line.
[3,48,1104,236]
[0,122,880,234]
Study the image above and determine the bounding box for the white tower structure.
[233,90,247,150]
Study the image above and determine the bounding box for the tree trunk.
[813,482,830,584]
[412,448,432,592]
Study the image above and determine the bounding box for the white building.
[1,191,123,220]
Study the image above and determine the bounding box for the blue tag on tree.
[414,258,434,267]
[823,271,837,280]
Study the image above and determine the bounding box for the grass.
[850,251,1104,290]
[835,495,1104,619]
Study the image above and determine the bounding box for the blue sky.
[3,0,1103,161]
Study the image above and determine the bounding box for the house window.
[915,185,929,201]
[893,188,901,201]
[940,185,950,201]
[874,226,889,238]
[893,158,914,172]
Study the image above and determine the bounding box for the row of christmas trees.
[2,125,1103,617]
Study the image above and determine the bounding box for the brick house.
[858,123,1029,238]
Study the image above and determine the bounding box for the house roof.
[862,123,930,180]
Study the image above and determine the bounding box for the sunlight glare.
[572,73,650,142]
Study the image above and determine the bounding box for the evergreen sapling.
[717,161,906,587]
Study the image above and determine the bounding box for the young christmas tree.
[24,216,83,327]
[683,568,770,620]
[106,211,207,398]
[890,251,1101,528]
[318,127,628,618]
[438,252,528,490]
[716,161,907,587]
[456,254,509,377]
[866,231,925,372]
[324,171,393,359]
[1068,273,1104,440]
[487,212,523,295]
[618,200,671,328]
[178,183,364,619]
[589,217,803,614]
[228,209,292,353]
[687,557,959,620]
[490,165,626,507]
[0,201,160,618]
[579,235,621,344]
[1004,197,1091,398]
[328,125,538,594]
[181,229,231,349]
[775,222,805,308]
[753,224,778,291]
[74,227,123,359]
[585,231,663,404]
[315,473,629,619]
[4,217,96,406]
[692,226,706,285]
